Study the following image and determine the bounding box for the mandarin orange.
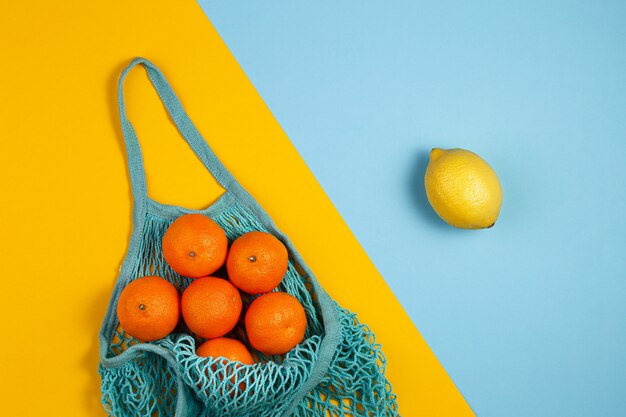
[181,277,242,339]
[162,214,228,278]
[244,292,307,355]
[226,231,288,294]
[196,337,254,365]
[116,276,180,342]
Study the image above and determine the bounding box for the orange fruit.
[162,214,228,278]
[244,292,307,355]
[116,276,180,342]
[196,337,253,396]
[196,337,254,365]
[226,231,289,294]
[181,277,242,339]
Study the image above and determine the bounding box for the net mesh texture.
[99,200,400,417]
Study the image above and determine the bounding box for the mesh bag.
[99,58,400,417]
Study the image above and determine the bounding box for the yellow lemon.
[424,148,502,229]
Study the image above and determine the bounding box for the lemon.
[424,148,502,229]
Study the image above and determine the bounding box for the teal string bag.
[98,58,400,417]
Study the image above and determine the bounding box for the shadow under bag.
[98,57,400,417]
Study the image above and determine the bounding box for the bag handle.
[118,57,241,208]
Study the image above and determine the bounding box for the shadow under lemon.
[407,148,452,231]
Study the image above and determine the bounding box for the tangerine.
[181,277,242,339]
[162,214,228,278]
[196,337,254,365]
[244,292,307,355]
[196,337,253,396]
[116,276,180,342]
[226,231,288,294]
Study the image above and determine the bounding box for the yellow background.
[0,1,473,415]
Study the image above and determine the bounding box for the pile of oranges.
[116,214,307,364]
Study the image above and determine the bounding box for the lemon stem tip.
[430,148,445,161]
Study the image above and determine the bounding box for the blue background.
[198,2,626,416]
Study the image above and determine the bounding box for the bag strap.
[118,57,241,208]
[116,59,343,415]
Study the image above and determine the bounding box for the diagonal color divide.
[197,2,626,417]
[0,1,473,415]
